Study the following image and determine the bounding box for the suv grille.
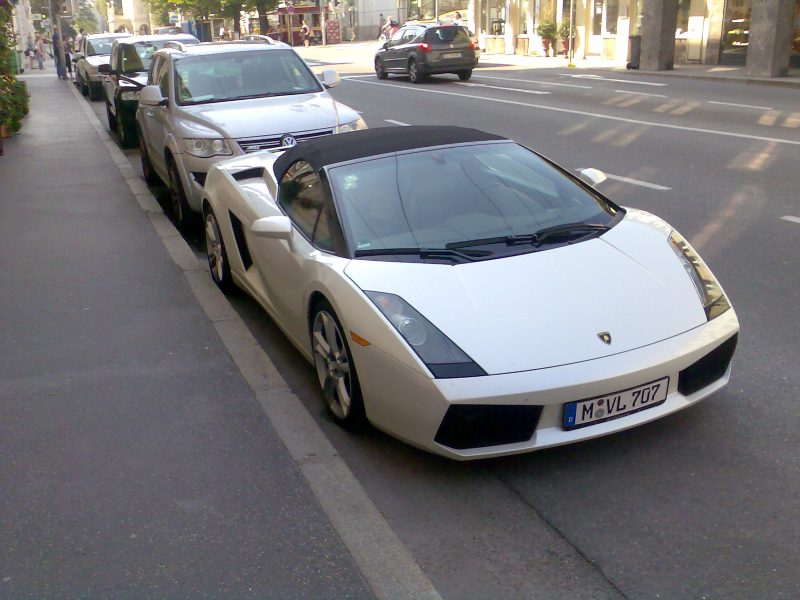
[237,129,334,153]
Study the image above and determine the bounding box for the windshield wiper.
[446,222,609,250]
[354,247,491,262]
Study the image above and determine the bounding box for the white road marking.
[385,119,411,126]
[473,75,593,89]
[456,82,550,95]
[343,78,800,146]
[565,74,668,87]
[614,89,669,98]
[708,100,774,111]
[342,74,379,79]
[781,215,800,224]
[604,173,672,190]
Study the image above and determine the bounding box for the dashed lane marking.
[708,100,774,110]
[780,215,800,224]
[614,89,669,98]
[564,73,668,87]
[455,81,550,95]
[604,173,672,191]
[342,78,800,146]
[385,119,411,126]
[473,75,593,89]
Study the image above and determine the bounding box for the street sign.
[169,14,179,23]
[31,13,42,20]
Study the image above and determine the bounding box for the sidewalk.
[0,73,373,597]
[297,40,800,87]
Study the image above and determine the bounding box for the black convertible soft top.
[272,126,506,179]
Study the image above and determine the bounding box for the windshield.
[329,142,620,259]
[174,49,323,105]
[87,38,116,56]
[122,39,197,73]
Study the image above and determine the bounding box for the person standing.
[74,28,85,53]
[300,18,311,46]
[25,34,35,70]
[52,26,65,79]
[34,33,45,70]
[63,35,73,79]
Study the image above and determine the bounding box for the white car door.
[140,55,170,179]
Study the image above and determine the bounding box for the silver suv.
[136,41,366,229]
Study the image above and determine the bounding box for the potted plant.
[559,19,574,55]
[536,19,557,57]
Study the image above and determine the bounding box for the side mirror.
[578,168,608,188]
[139,85,166,106]
[74,51,84,60]
[251,216,293,241]
[98,63,111,74]
[382,41,389,49]
[320,69,340,89]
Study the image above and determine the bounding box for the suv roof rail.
[162,40,187,51]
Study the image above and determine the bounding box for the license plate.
[562,377,669,430]
[441,52,461,59]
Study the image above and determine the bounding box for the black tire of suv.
[78,73,88,96]
[116,106,137,149]
[457,69,473,81]
[408,58,426,84]
[168,158,194,232]
[105,100,117,131]
[89,81,102,101]
[138,129,161,187]
[375,57,388,80]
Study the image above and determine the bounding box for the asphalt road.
[88,59,800,599]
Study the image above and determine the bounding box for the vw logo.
[280,135,297,147]
[597,332,612,345]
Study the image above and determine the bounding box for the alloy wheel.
[205,211,224,284]
[312,309,353,420]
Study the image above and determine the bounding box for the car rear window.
[425,27,470,44]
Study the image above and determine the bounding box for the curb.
[68,82,443,600]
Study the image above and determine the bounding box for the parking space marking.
[564,73,668,87]
[456,81,550,95]
[708,100,774,110]
[473,75,593,89]
[614,89,669,98]
[385,119,411,126]
[343,78,800,146]
[781,215,800,224]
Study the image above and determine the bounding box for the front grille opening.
[192,172,207,186]
[678,334,738,396]
[434,404,543,450]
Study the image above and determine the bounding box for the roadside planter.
[535,20,557,57]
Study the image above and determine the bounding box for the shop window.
[518,2,529,35]
[604,0,618,35]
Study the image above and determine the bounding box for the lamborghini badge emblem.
[597,332,612,345]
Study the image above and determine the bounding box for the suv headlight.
[365,291,486,378]
[669,230,730,320]
[181,138,232,158]
[335,117,367,134]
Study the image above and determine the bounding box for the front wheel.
[408,58,426,84]
[138,129,161,186]
[168,159,194,231]
[375,57,388,80]
[204,206,234,293]
[311,300,366,429]
[116,105,137,149]
[105,100,117,131]
[457,69,473,81]
[88,81,102,101]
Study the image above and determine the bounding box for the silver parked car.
[74,32,132,100]
[136,41,366,229]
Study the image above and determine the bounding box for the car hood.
[179,93,351,139]
[344,212,708,375]
[123,72,148,87]
[85,55,109,68]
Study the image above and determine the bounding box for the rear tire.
[457,69,473,81]
[375,57,388,80]
[408,58,426,84]
[310,299,366,429]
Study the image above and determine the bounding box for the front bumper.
[353,308,739,460]
[172,152,232,213]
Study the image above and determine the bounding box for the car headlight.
[669,230,730,320]
[181,138,233,158]
[365,291,486,378]
[335,117,367,134]
[120,90,139,101]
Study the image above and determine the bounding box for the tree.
[72,0,99,32]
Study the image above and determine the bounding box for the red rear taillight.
[469,39,475,50]
[417,42,431,53]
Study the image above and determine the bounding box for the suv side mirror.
[577,168,608,188]
[98,63,111,74]
[74,51,84,60]
[139,85,167,106]
[319,69,340,89]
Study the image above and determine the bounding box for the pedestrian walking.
[300,18,311,47]
[25,34,35,70]
[52,26,66,79]
[74,28,85,53]
[34,34,45,70]
[63,36,73,79]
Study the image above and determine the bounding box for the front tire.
[167,158,193,231]
[204,206,233,293]
[88,81,102,101]
[138,129,161,186]
[375,57,388,80]
[457,69,473,81]
[116,105,137,149]
[311,299,366,429]
[408,58,426,84]
[78,73,88,96]
[105,100,117,131]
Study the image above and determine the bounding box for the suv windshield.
[122,40,197,73]
[87,38,116,56]
[174,49,323,105]
[329,142,620,260]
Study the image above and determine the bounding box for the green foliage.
[73,0,99,32]
[535,19,557,43]
[559,19,573,40]
[0,75,28,133]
